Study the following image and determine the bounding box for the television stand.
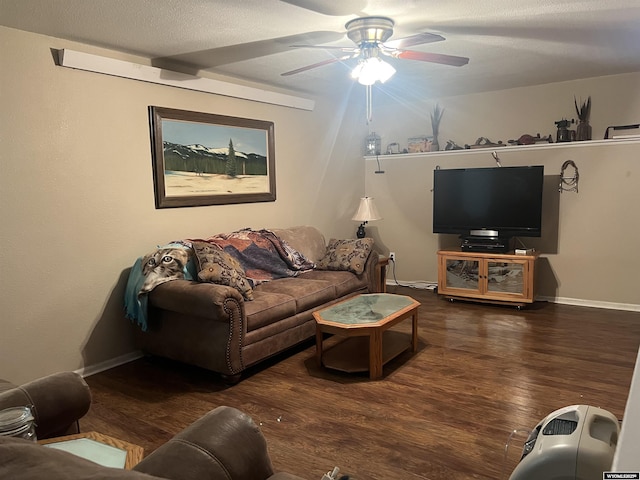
[437,249,539,307]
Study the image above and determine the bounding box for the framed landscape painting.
[149,106,276,208]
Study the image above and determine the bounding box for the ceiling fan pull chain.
[366,84,373,123]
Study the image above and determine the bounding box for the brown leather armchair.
[0,371,92,439]
[0,406,306,480]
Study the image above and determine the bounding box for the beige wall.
[363,73,640,308]
[3,25,637,384]
[0,26,366,383]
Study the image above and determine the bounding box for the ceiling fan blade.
[393,49,470,67]
[384,32,445,49]
[152,31,343,70]
[280,0,366,16]
[290,44,358,53]
[281,54,354,76]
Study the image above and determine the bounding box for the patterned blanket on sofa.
[187,228,315,286]
[125,229,315,331]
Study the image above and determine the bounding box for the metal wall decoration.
[559,160,579,193]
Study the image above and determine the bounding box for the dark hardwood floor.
[82,286,640,480]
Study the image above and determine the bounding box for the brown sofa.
[136,226,379,383]
[0,372,91,440]
[0,405,306,480]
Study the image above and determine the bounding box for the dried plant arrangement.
[430,103,444,151]
[574,96,591,122]
[574,95,592,140]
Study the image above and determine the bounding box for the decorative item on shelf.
[352,197,382,239]
[464,137,506,149]
[407,136,432,153]
[507,133,554,145]
[386,142,400,154]
[559,160,579,193]
[365,132,381,155]
[430,104,443,152]
[574,96,592,141]
[604,123,640,139]
[554,118,575,142]
[444,140,464,150]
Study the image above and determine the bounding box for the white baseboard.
[538,296,640,312]
[387,281,640,312]
[76,351,144,378]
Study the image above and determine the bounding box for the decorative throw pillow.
[191,241,254,301]
[316,238,374,275]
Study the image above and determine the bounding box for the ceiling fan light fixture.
[351,57,396,85]
[345,16,395,45]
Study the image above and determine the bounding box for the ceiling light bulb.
[351,57,396,86]
[351,62,364,81]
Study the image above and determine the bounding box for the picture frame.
[149,106,276,208]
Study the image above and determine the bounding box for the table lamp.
[352,197,382,238]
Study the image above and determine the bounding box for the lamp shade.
[352,197,382,222]
[351,57,396,85]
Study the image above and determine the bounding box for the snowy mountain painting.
[150,107,275,208]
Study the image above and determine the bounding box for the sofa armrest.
[134,406,306,480]
[0,372,91,439]
[361,250,380,293]
[149,279,244,320]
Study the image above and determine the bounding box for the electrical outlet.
[389,251,396,262]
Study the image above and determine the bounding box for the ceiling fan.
[281,16,470,83]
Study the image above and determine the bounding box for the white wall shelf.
[365,137,640,160]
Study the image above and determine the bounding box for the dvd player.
[460,236,510,253]
[461,243,509,253]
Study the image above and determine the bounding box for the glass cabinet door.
[486,261,525,295]
[444,258,480,292]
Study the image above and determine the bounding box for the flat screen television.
[432,165,544,239]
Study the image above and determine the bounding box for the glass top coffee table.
[313,293,421,380]
[39,431,144,469]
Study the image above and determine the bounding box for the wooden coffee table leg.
[369,329,383,379]
[411,310,418,352]
[315,326,324,367]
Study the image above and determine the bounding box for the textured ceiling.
[2,0,639,99]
